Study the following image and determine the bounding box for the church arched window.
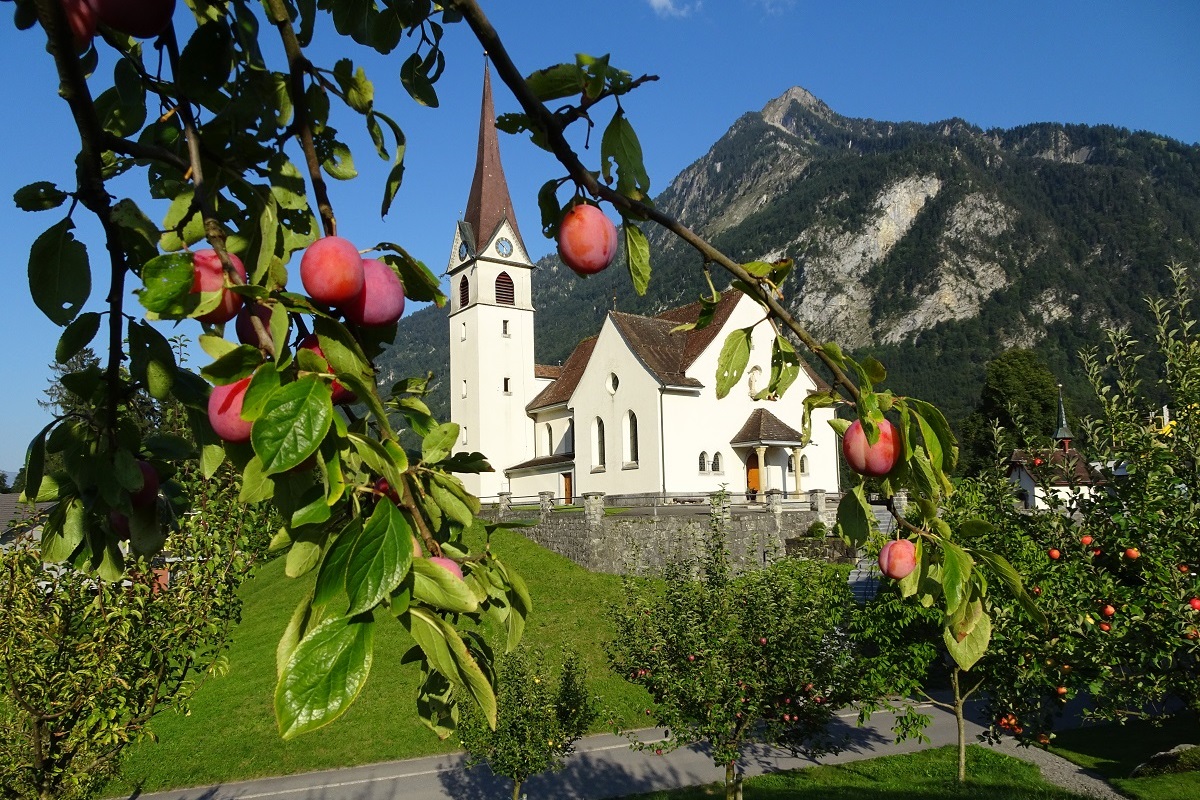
[800,455,809,475]
[458,276,469,308]
[711,452,722,473]
[699,452,708,472]
[545,423,554,455]
[624,411,639,465]
[496,272,515,305]
[593,417,606,469]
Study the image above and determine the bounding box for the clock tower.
[447,60,536,499]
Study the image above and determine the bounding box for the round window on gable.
[607,373,619,394]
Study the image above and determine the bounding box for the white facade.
[448,64,840,504]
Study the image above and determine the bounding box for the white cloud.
[647,0,701,18]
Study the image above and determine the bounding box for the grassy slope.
[112,530,650,794]
[1049,713,1200,800]
[617,745,1089,799]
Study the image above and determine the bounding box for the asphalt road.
[126,704,977,800]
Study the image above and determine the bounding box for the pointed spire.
[1054,383,1073,449]
[463,57,525,255]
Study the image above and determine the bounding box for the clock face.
[496,237,513,258]
[458,242,469,261]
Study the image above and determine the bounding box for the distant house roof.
[534,364,563,380]
[0,493,53,546]
[730,408,805,446]
[1009,448,1101,486]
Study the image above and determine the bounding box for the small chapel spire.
[463,56,526,254]
[1054,383,1073,451]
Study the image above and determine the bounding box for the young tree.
[608,495,865,800]
[458,646,599,800]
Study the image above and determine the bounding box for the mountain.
[378,87,1200,437]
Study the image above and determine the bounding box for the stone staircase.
[847,505,896,603]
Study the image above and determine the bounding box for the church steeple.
[463,58,526,255]
[1054,383,1073,451]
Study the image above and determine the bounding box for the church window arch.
[800,455,809,475]
[711,452,723,473]
[623,411,639,465]
[787,455,795,473]
[545,423,554,455]
[593,417,606,470]
[458,276,469,308]
[566,420,575,453]
[699,452,708,473]
[495,272,515,305]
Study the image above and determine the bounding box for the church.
[446,66,842,504]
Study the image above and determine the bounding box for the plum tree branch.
[32,0,131,448]
[449,0,860,405]
[264,0,337,238]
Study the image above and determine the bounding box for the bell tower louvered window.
[495,272,515,305]
[458,276,470,308]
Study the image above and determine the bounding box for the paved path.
[123,703,1119,800]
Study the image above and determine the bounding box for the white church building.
[446,66,842,504]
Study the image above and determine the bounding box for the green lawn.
[615,745,1090,799]
[110,528,650,794]
[1049,713,1200,800]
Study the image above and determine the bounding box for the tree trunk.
[725,760,737,800]
[512,778,523,800]
[953,667,967,783]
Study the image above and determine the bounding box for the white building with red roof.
[446,65,841,503]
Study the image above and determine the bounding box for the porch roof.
[729,408,804,447]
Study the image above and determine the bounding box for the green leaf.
[314,521,359,608]
[624,222,650,296]
[403,607,497,729]
[138,252,196,316]
[412,557,479,613]
[127,320,177,400]
[56,313,101,364]
[538,179,564,239]
[345,500,413,616]
[238,456,276,504]
[906,397,959,474]
[764,335,801,400]
[252,377,334,475]
[291,485,332,529]
[321,140,357,181]
[41,497,86,562]
[200,345,264,385]
[897,537,923,598]
[974,548,1047,628]
[525,63,584,101]
[600,110,650,201]
[400,52,438,107]
[493,557,531,651]
[14,181,68,212]
[426,472,476,527]
[375,243,443,306]
[276,589,318,679]
[333,59,374,113]
[422,423,459,465]
[943,609,991,671]
[347,433,403,491]
[275,613,375,740]
[834,484,873,548]
[29,218,90,325]
[940,540,974,618]
[20,425,50,505]
[714,328,753,399]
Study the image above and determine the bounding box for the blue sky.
[1,1,1198,477]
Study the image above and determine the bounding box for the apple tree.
[944,269,1200,745]
[9,0,1040,750]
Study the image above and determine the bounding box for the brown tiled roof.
[505,453,575,475]
[534,364,562,380]
[654,290,742,369]
[730,408,805,446]
[609,312,703,388]
[463,63,526,255]
[527,337,597,411]
[0,494,52,542]
[1010,448,1101,486]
